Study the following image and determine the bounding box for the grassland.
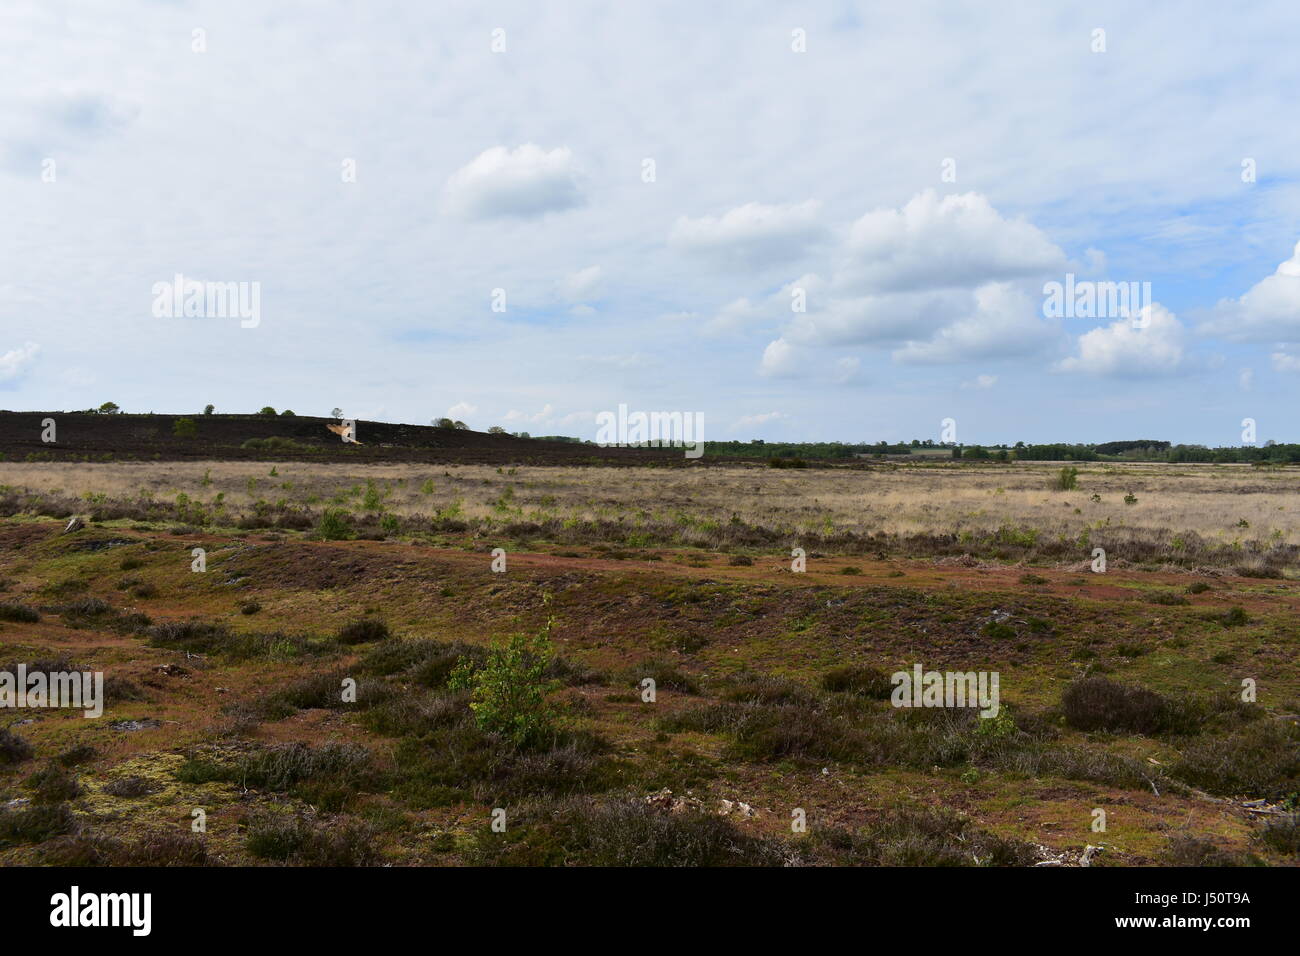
[0,458,1296,867]
[2,457,1297,574]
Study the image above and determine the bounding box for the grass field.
[3,457,1298,572]
[1,458,1297,866]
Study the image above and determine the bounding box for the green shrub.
[0,728,35,766]
[0,803,77,844]
[1164,834,1256,866]
[450,615,560,748]
[102,776,156,798]
[1171,721,1299,800]
[26,764,82,803]
[807,808,1039,866]
[316,508,351,540]
[1145,590,1188,606]
[148,619,331,662]
[1053,467,1079,491]
[182,743,376,806]
[1258,814,1300,856]
[56,744,97,767]
[337,617,390,645]
[1221,606,1249,627]
[0,602,40,623]
[1061,677,1165,734]
[820,665,893,699]
[571,798,786,866]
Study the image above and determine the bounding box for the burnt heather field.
[0,417,1297,867]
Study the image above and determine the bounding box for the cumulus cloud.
[442,144,585,220]
[1199,240,1300,342]
[785,288,959,346]
[749,193,1067,368]
[758,337,800,378]
[670,200,824,269]
[446,401,477,419]
[892,283,1063,364]
[1057,304,1188,377]
[838,190,1065,294]
[963,374,998,389]
[0,342,39,382]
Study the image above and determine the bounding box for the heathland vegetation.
[0,436,1295,867]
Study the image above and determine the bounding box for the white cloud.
[0,342,39,382]
[5,4,1300,442]
[1271,351,1300,372]
[1199,240,1300,342]
[670,200,823,268]
[559,265,602,302]
[1057,304,1188,377]
[892,282,1062,364]
[785,287,959,346]
[704,297,769,337]
[732,411,787,429]
[503,403,556,425]
[963,374,998,389]
[752,193,1068,366]
[558,410,597,428]
[839,190,1065,293]
[758,337,800,378]
[442,144,585,220]
[1239,367,1254,390]
[446,401,477,419]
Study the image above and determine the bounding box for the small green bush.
[0,602,40,623]
[820,665,893,699]
[451,615,560,748]
[0,803,77,843]
[0,728,35,766]
[316,508,351,540]
[337,618,390,645]
[1053,466,1079,491]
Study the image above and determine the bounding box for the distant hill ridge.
[0,411,678,465]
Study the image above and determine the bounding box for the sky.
[3,1,1300,447]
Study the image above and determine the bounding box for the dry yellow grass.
[1,458,1295,549]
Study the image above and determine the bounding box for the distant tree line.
[700,438,1300,464]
